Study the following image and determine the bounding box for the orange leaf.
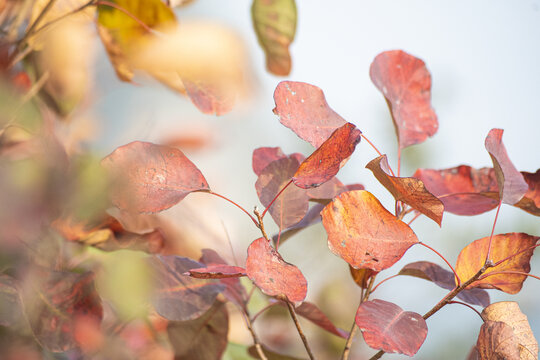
[273,81,347,148]
[293,123,361,189]
[485,129,528,205]
[101,141,209,213]
[370,50,438,149]
[349,266,378,289]
[455,233,538,294]
[246,238,307,304]
[321,190,418,271]
[366,155,444,225]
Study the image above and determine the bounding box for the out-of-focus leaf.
[413,166,499,216]
[366,155,443,225]
[349,266,378,290]
[466,346,480,360]
[183,79,236,116]
[149,255,225,321]
[355,299,427,356]
[271,202,326,246]
[0,275,23,327]
[477,321,520,360]
[199,249,248,309]
[252,0,297,76]
[252,147,286,176]
[398,261,489,307]
[96,0,177,82]
[22,270,103,352]
[455,233,538,294]
[481,301,538,360]
[185,265,247,279]
[321,190,418,271]
[248,344,305,360]
[293,123,361,189]
[306,177,346,200]
[101,141,209,213]
[273,81,347,148]
[246,238,307,305]
[256,155,309,228]
[167,300,229,360]
[484,129,528,205]
[370,50,438,149]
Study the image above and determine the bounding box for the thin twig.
[251,302,279,323]
[261,179,293,219]
[341,321,358,360]
[254,208,270,242]
[418,242,461,286]
[484,201,502,264]
[360,133,395,177]
[208,191,258,226]
[241,310,268,360]
[284,298,315,360]
[447,301,484,321]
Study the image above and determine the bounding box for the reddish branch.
[285,299,315,360]
[484,201,502,264]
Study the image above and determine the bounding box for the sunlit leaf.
[167,300,229,360]
[101,141,210,213]
[256,155,309,228]
[293,123,361,189]
[370,50,438,149]
[484,129,528,205]
[366,155,443,225]
[22,270,103,352]
[455,233,538,294]
[246,238,307,304]
[399,261,489,307]
[355,299,427,356]
[149,255,225,321]
[252,0,297,76]
[481,301,538,360]
[273,81,347,148]
[321,190,418,271]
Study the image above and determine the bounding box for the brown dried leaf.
[482,302,538,360]
[293,123,361,189]
[322,190,418,271]
[367,155,444,225]
[349,266,378,289]
[246,238,307,304]
[485,129,528,205]
[273,81,347,148]
[101,141,209,213]
[370,50,438,149]
[356,299,428,356]
[477,321,520,360]
[184,265,246,279]
[455,233,538,294]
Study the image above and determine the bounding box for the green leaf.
[251,0,297,76]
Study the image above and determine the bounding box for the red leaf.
[355,299,428,356]
[167,300,229,360]
[518,169,540,216]
[253,147,287,176]
[22,270,103,352]
[322,190,418,271]
[366,155,444,225]
[273,81,347,148]
[184,79,235,116]
[246,238,307,304]
[293,123,361,189]
[455,233,538,294]
[256,155,309,228]
[101,141,210,213]
[484,129,528,205]
[370,50,438,149]
[294,301,348,338]
[185,265,247,279]
[306,177,347,200]
[413,166,499,215]
[149,255,225,321]
[199,249,248,309]
[399,261,489,307]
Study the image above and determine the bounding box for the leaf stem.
[241,309,268,360]
[477,270,540,282]
[370,274,401,293]
[418,242,461,286]
[207,191,258,226]
[484,200,502,265]
[251,302,279,323]
[284,299,315,360]
[406,211,422,225]
[261,179,293,219]
[492,243,540,267]
[254,208,271,242]
[360,133,395,176]
[447,301,484,321]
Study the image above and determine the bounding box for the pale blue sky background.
[89,1,540,358]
